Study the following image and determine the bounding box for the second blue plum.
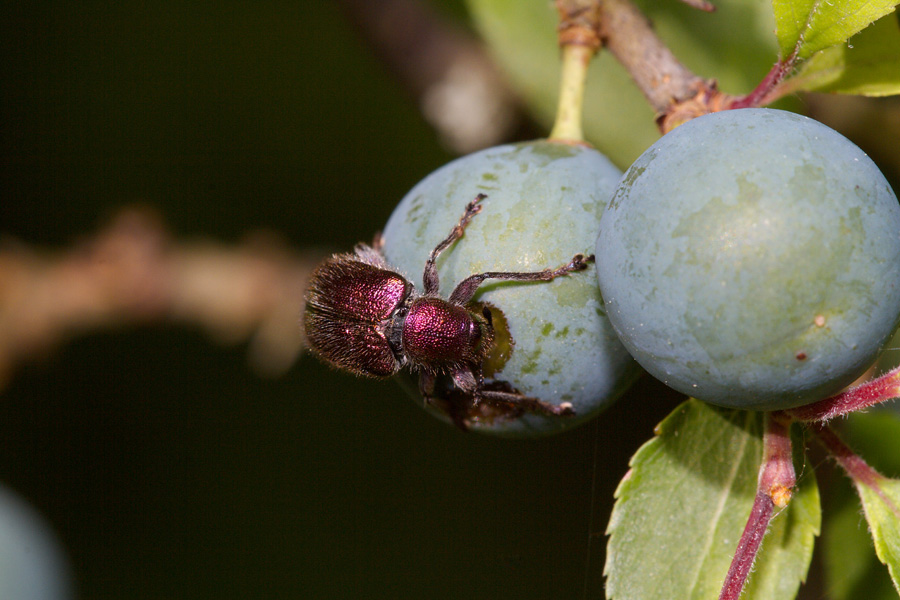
[596,109,900,410]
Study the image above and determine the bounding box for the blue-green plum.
[0,484,72,600]
[596,108,900,411]
[382,140,641,436]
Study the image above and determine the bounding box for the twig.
[597,0,704,113]
[0,208,322,390]
[596,0,733,132]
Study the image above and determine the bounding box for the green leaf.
[605,400,820,600]
[855,474,900,595]
[846,410,900,475]
[822,412,900,599]
[832,411,900,597]
[822,486,897,600]
[772,0,900,61]
[783,11,900,95]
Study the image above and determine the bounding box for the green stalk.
[549,43,593,142]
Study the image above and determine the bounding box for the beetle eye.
[482,306,493,326]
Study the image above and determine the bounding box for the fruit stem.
[549,0,602,143]
[786,365,900,423]
[718,413,795,600]
[549,44,592,142]
[727,57,795,109]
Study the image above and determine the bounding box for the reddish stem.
[812,422,883,487]
[811,423,900,518]
[786,366,900,423]
[727,54,796,109]
[719,492,774,600]
[719,414,796,600]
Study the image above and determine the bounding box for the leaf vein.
[685,411,754,597]
[794,0,826,58]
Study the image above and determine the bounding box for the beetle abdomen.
[306,254,411,322]
[304,253,412,377]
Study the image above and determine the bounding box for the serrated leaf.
[846,410,900,475]
[822,489,896,600]
[772,0,900,61]
[856,476,900,595]
[822,411,900,600]
[783,11,900,96]
[837,411,900,597]
[605,400,820,600]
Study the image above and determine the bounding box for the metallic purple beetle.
[303,194,592,429]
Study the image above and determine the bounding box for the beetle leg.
[418,371,437,405]
[418,370,471,430]
[479,390,575,417]
[448,253,594,305]
[422,194,486,295]
[429,364,575,429]
[450,366,481,404]
[452,365,575,421]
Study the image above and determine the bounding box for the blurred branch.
[0,209,323,391]
[335,0,523,152]
[336,0,737,140]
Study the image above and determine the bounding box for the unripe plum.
[596,108,900,411]
[0,484,72,600]
[383,140,641,436]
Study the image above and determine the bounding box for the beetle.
[303,193,593,429]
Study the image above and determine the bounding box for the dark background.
[1,3,680,599]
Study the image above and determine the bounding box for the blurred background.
[1,1,898,599]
